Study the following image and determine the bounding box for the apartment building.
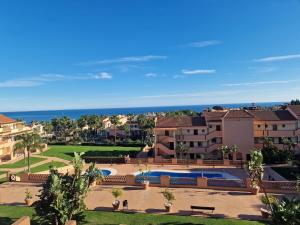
[0,114,31,162]
[154,106,300,160]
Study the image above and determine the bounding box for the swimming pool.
[135,170,238,180]
[93,168,117,176]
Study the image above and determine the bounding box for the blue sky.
[0,0,300,112]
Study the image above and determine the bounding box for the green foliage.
[14,132,44,172]
[261,195,278,205]
[165,110,198,116]
[261,137,293,164]
[34,152,99,225]
[247,149,264,188]
[25,189,32,200]
[162,189,175,204]
[112,188,123,200]
[271,197,300,225]
[290,99,300,105]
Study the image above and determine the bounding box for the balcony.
[266,130,295,137]
[156,135,176,143]
[181,134,206,141]
[206,130,222,140]
[188,147,207,153]
[295,129,300,136]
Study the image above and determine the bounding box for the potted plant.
[260,195,277,219]
[25,189,33,206]
[162,189,175,212]
[139,164,150,190]
[112,188,123,210]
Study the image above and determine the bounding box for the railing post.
[223,159,230,166]
[197,177,208,188]
[196,159,203,165]
[125,175,136,185]
[171,158,177,165]
[147,158,154,164]
[160,175,170,187]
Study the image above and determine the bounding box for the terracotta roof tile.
[156,116,206,128]
[203,111,227,122]
[0,114,16,124]
[249,110,297,121]
[224,110,253,118]
[288,105,300,117]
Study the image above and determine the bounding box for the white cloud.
[94,72,112,80]
[79,55,167,66]
[187,40,222,48]
[0,73,111,88]
[254,54,300,62]
[223,79,300,87]
[182,69,216,75]
[145,73,157,78]
[0,80,42,88]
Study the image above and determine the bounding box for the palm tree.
[220,145,230,159]
[175,141,189,162]
[14,132,44,172]
[231,144,239,160]
[110,115,121,145]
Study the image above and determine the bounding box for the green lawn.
[40,145,141,161]
[0,157,46,169]
[0,171,6,175]
[0,205,265,225]
[272,166,300,180]
[29,161,67,173]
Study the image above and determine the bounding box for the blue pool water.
[99,169,111,176]
[138,171,224,179]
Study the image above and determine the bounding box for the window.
[165,130,169,136]
[202,129,205,133]
[216,125,221,131]
[265,124,268,128]
[190,142,194,147]
[209,125,213,128]
[198,141,202,147]
[194,129,198,135]
[273,124,278,131]
[258,125,261,128]
[282,124,286,128]
[187,129,190,133]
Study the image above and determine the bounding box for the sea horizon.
[1,101,285,123]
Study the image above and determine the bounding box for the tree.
[51,117,76,143]
[248,149,272,212]
[14,132,44,172]
[110,115,121,145]
[271,197,300,225]
[220,145,231,159]
[282,138,296,161]
[175,141,189,161]
[290,99,300,105]
[137,115,155,145]
[35,152,102,225]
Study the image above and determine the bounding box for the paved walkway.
[0,155,70,179]
[0,182,264,220]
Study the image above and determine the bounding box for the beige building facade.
[0,114,31,162]
[154,106,300,160]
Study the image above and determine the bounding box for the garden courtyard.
[0,145,293,224]
[0,182,264,220]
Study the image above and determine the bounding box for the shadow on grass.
[0,217,13,225]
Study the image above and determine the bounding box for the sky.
[0,0,300,112]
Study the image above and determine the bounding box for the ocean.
[1,102,283,123]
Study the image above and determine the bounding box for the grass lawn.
[40,145,141,161]
[0,157,46,169]
[0,205,266,225]
[272,166,300,180]
[30,161,67,173]
[0,171,6,175]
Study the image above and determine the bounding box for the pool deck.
[88,163,249,179]
[0,182,264,220]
